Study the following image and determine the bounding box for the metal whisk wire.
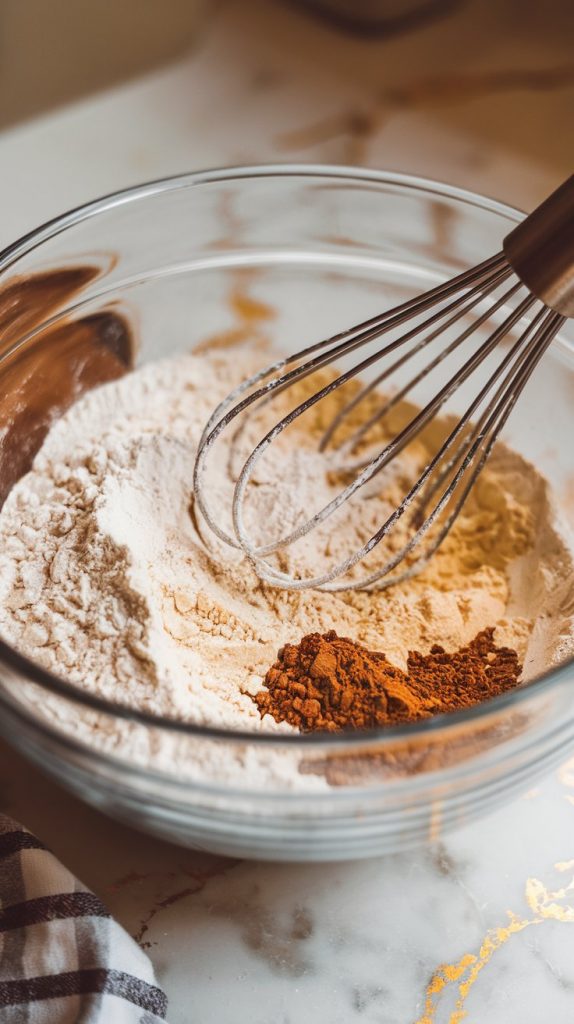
[193,175,574,592]
[233,300,561,592]
[194,252,506,545]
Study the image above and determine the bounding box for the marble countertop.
[0,1,573,1021]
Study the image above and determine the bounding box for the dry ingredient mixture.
[0,344,573,786]
[257,629,522,732]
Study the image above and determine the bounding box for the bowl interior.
[0,169,573,860]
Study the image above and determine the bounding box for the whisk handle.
[503,174,574,318]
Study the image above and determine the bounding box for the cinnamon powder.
[255,628,522,732]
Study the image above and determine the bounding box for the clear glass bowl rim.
[0,161,572,751]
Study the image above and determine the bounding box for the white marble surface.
[1,1,574,1021]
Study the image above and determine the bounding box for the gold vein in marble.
[277,62,574,166]
[416,863,574,1023]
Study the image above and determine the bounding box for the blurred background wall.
[0,0,208,129]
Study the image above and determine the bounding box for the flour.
[0,346,573,788]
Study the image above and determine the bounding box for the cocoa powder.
[255,628,522,732]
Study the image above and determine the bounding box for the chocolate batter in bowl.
[0,167,573,861]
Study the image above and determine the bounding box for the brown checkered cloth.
[0,814,168,1023]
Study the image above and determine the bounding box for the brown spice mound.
[255,628,521,733]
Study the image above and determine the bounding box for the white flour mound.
[0,347,573,787]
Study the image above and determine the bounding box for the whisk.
[193,175,574,592]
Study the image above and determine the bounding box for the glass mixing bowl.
[0,166,573,862]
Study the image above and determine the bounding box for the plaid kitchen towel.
[0,814,168,1023]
